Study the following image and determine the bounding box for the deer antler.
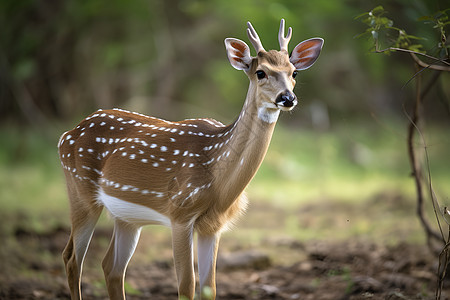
[247,22,265,53]
[278,19,292,53]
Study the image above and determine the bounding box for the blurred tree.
[0,0,447,128]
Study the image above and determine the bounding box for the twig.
[375,47,450,70]
[405,65,442,246]
[436,238,450,299]
[410,53,450,72]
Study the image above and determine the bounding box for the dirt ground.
[0,222,448,300]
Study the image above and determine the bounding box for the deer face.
[225,20,323,123]
[253,50,297,112]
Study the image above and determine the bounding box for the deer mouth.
[275,91,297,111]
[275,99,297,111]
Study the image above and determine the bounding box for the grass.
[242,119,450,247]
[0,119,449,247]
[250,122,413,204]
[0,126,69,235]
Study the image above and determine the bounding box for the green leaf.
[407,44,425,53]
[354,12,369,20]
[405,34,425,41]
[377,17,393,27]
[371,5,385,15]
[354,31,372,40]
[371,30,379,40]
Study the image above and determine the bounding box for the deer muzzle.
[275,91,297,110]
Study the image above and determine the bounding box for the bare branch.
[410,53,450,72]
[375,47,450,71]
[404,66,444,246]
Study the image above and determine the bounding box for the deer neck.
[211,81,277,206]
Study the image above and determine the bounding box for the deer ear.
[290,38,323,71]
[225,38,252,71]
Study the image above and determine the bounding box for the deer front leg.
[197,233,220,299]
[171,222,195,300]
[102,219,142,300]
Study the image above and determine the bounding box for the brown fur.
[258,50,292,68]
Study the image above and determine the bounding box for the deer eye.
[292,71,298,79]
[256,70,266,80]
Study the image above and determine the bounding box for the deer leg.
[63,200,102,300]
[102,219,141,300]
[171,222,195,300]
[197,233,220,299]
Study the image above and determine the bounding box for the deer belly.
[97,187,171,226]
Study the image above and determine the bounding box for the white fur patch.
[97,188,171,227]
[257,105,280,123]
[197,234,218,288]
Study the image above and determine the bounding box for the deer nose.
[276,91,297,108]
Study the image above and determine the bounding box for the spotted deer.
[58,19,323,300]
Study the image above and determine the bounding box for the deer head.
[224,19,323,123]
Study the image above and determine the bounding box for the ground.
[0,202,448,300]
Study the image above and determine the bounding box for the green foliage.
[356,5,449,57]
[418,8,450,57]
[0,0,374,122]
[355,6,425,53]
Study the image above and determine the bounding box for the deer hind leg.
[171,222,195,300]
[63,193,103,300]
[102,219,142,300]
[197,233,221,299]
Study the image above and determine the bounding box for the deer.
[58,19,323,300]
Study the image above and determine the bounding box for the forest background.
[0,0,449,299]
